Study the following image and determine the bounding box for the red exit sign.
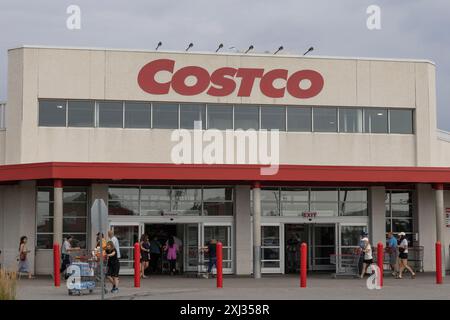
[302,211,318,218]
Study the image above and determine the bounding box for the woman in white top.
[397,232,416,279]
[360,236,373,279]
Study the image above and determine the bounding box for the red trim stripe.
[0,162,449,184]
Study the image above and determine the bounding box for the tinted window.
[180,104,206,129]
[68,101,94,127]
[287,107,311,132]
[234,105,259,130]
[125,102,151,128]
[313,108,337,132]
[261,106,286,130]
[39,100,67,127]
[364,109,388,133]
[152,103,179,129]
[389,109,413,134]
[339,108,362,133]
[98,101,123,128]
[207,105,233,130]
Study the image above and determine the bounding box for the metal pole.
[253,183,261,279]
[436,242,443,284]
[217,242,223,288]
[434,184,445,278]
[377,242,383,287]
[300,243,307,288]
[134,243,141,287]
[53,243,60,287]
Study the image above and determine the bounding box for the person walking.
[386,232,398,277]
[18,236,33,279]
[150,236,161,273]
[140,234,150,278]
[358,232,367,275]
[105,241,120,293]
[359,234,373,279]
[108,230,121,259]
[202,239,218,279]
[164,236,179,275]
[60,235,80,278]
[397,232,416,279]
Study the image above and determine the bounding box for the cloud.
[0,0,448,129]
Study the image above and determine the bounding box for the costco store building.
[0,46,450,276]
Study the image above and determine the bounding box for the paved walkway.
[15,273,450,300]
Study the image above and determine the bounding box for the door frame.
[201,222,234,274]
[261,222,284,274]
[109,221,143,275]
[310,223,337,271]
[183,223,201,273]
[337,222,368,272]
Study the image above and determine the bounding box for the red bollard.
[53,243,60,287]
[436,242,443,284]
[377,242,383,287]
[300,242,307,288]
[134,242,140,288]
[216,242,223,288]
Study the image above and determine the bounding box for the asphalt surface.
[14,272,450,300]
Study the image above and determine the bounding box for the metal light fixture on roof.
[244,45,254,54]
[274,46,283,55]
[186,43,194,51]
[215,43,224,52]
[303,46,314,56]
[155,41,162,51]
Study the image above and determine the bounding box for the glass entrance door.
[183,224,200,273]
[201,224,233,274]
[261,224,283,273]
[311,224,336,270]
[110,223,141,275]
[338,223,368,272]
[284,224,308,273]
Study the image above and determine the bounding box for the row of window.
[257,188,368,217]
[385,191,414,243]
[35,186,415,250]
[108,186,234,216]
[36,188,88,249]
[38,99,414,134]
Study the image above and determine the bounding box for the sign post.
[91,199,108,300]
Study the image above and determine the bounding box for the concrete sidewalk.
[15,273,450,300]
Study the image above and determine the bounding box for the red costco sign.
[137,59,324,99]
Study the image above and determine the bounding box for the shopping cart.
[66,250,96,296]
[66,249,106,296]
[330,250,361,278]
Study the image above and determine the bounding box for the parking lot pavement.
[14,273,450,300]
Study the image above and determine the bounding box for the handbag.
[19,252,27,261]
[399,247,405,253]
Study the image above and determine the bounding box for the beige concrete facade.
[0,46,448,167]
[0,46,449,276]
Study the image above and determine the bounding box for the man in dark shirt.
[203,239,217,279]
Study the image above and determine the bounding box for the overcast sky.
[0,0,449,130]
